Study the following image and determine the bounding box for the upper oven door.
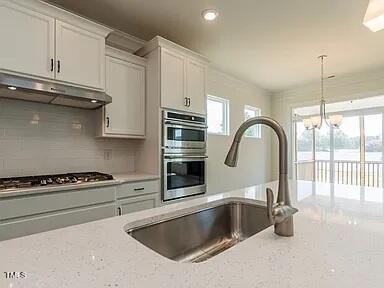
[163,120,207,149]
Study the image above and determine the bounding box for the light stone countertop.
[1,180,384,287]
[0,172,159,198]
[112,172,160,184]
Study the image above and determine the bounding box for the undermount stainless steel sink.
[126,201,271,263]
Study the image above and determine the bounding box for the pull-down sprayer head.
[224,141,240,167]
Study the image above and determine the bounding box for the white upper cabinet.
[186,58,207,115]
[99,47,146,138]
[136,36,209,115]
[161,48,186,112]
[0,1,55,79]
[55,20,105,89]
[0,0,111,90]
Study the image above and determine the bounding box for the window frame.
[244,105,262,139]
[207,95,230,136]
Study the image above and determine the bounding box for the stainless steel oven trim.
[162,155,207,202]
[163,110,207,125]
[163,184,206,202]
[163,147,207,155]
[164,155,208,160]
[163,123,207,149]
[164,119,207,129]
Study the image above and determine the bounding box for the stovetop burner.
[0,172,114,191]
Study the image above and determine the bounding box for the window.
[207,95,229,135]
[244,105,261,138]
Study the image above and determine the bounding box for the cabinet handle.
[187,97,191,107]
[106,117,110,128]
[57,60,61,73]
[184,97,188,107]
[134,187,145,191]
[117,207,122,216]
[50,59,54,72]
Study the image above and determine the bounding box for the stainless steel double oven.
[162,110,207,202]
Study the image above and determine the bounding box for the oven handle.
[164,154,208,159]
[164,120,208,129]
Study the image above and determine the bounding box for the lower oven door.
[163,155,207,202]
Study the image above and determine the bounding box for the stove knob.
[47,178,53,184]
[55,178,63,184]
[64,177,70,183]
[40,179,47,186]
[71,177,78,183]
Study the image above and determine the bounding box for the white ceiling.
[294,94,384,116]
[47,0,384,92]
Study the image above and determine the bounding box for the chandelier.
[303,55,343,130]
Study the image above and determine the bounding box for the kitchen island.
[1,180,384,288]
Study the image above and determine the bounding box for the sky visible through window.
[207,96,228,135]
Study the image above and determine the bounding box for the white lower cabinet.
[0,180,160,241]
[116,179,160,215]
[116,194,158,216]
[0,185,116,241]
[0,203,115,241]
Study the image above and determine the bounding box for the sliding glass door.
[364,114,383,187]
[294,112,384,188]
[295,121,314,181]
[334,116,360,186]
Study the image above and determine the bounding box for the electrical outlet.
[104,149,112,160]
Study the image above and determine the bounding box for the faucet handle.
[266,188,299,225]
[266,188,275,224]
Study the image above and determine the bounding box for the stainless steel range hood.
[0,73,112,109]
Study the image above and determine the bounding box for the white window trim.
[244,105,261,139]
[207,95,230,136]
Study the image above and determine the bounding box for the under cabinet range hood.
[0,73,112,109]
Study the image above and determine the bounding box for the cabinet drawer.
[0,203,115,241]
[0,186,116,221]
[117,180,159,199]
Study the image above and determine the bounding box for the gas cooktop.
[0,172,114,191]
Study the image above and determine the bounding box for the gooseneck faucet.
[224,116,298,237]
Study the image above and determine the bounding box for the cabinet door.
[55,20,105,90]
[160,48,187,111]
[117,194,158,215]
[186,59,207,115]
[0,1,55,79]
[104,56,145,136]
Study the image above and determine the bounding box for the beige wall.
[271,66,384,180]
[206,68,272,194]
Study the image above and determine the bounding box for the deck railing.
[296,160,383,188]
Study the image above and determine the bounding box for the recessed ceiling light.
[202,9,218,21]
[7,86,17,91]
[90,99,98,103]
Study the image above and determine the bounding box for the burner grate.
[0,172,114,191]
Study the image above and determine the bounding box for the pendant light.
[303,55,343,130]
[363,0,384,32]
